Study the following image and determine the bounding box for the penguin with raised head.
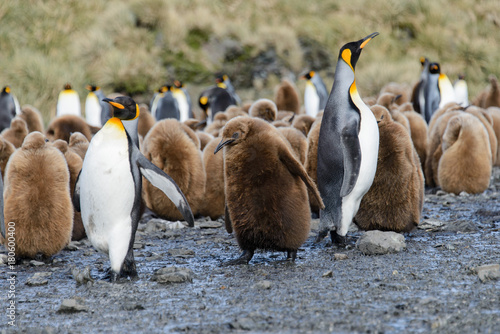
[0,86,18,132]
[423,62,442,123]
[57,83,81,117]
[411,57,429,115]
[73,96,194,281]
[317,32,380,245]
[301,71,328,117]
[85,85,111,127]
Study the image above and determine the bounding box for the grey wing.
[72,170,82,212]
[134,148,194,227]
[339,122,361,197]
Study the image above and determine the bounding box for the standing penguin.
[85,85,112,127]
[57,83,81,117]
[155,85,180,121]
[173,80,193,121]
[215,73,241,105]
[73,96,194,281]
[302,71,329,117]
[423,62,442,123]
[411,57,429,115]
[317,32,379,245]
[215,117,324,264]
[0,86,18,132]
[454,75,469,107]
[198,86,237,124]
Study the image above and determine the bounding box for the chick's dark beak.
[214,138,235,155]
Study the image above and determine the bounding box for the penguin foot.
[314,229,329,243]
[330,232,347,247]
[224,250,254,266]
[286,250,297,261]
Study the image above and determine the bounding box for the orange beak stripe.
[109,101,125,109]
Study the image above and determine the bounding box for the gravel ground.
[1,168,500,334]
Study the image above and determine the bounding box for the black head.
[63,83,72,90]
[2,86,10,94]
[338,32,379,71]
[102,96,139,120]
[429,62,441,74]
[215,73,228,84]
[86,85,99,92]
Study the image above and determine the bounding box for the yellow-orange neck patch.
[106,117,125,131]
[342,49,354,72]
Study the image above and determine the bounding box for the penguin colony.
[1,32,499,278]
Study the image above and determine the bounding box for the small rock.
[71,266,93,285]
[26,272,52,286]
[472,264,500,282]
[168,248,195,258]
[30,260,46,266]
[197,221,223,229]
[436,190,447,196]
[322,270,333,278]
[356,230,406,255]
[418,219,445,231]
[151,267,194,284]
[254,280,272,289]
[459,191,470,197]
[122,303,145,311]
[334,253,348,261]
[64,241,80,251]
[442,220,479,232]
[230,317,256,330]
[0,254,8,264]
[133,243,144,250]
[57,299,88,313]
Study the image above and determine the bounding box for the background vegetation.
[1,0,499,122]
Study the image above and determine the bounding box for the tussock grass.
[1,0,499,122]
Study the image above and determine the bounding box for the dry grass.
[1,0,499,122]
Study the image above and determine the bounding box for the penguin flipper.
[135,150,195,227]
[224,204,233,233]
[279,145,325,209]
[339,124,361,198]
[72,170,82,212]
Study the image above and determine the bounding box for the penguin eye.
[232,132,239,139]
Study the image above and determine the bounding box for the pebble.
[71,266,94,285]
[30,260,46,266]
[26,272,52,286]
[151,267,194,284]
[472,264,500,282]
[197,221,223,229]
[0,254,8,265]
[356,230,406,255]
[230,317,256,330]
[64,241,80,251]
[133,243,144,249]
[334,253,348,261]
[57,299,88,313]
[168,248,195,258]
[322,270,333,278]
[254,280,272,289]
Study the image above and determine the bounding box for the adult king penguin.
[302,71,328,117]
[85,85,112,127]
[73,96,194,281]
[317,32,380,245]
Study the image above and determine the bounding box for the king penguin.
[155,85,180,121]
[173,80,193,121]
[215,73,241,105]
[73,96,194,281]
[317,32,380,245]
[57,83,81,117]
[0,86,18,132]
[302,71,329,117]
[85,85,112,127]
[454,74,469,107]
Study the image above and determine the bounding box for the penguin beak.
[360,32,379,49]
[195,119,207,128]
[103,98,125,110]
[214,138,235,155]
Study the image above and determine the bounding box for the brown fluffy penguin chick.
[52,139,86,241]
[46,115,92,142]
[1,132,73,258]
[205,119,227,137]
[142,119,206,220]
[249,99,278,122]
[473,75,500,108]
[486,107,500,166]
[199,137,225,221]
[292,114,315,137]
[19,105,44,133]
[304,116,323,215]
[1,117,28,148]
[425,110,462,187]
[272,120,292,128]
[276,111,295,121]
[225,105,247,119]
[354,106,424,232]
[274,79,301,114]
[196,131,214,151]
[376,94,411,133]
[138,104,156,138]
[401,108,428,172]
[0,135,15,178]
[379,82,411,105]
[464,106,497,165]
[278,127,308,165]
[428,102,463,135]
[438,113,492,194]
[68,132,89,161]
[215,117,324,264]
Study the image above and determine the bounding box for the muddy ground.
[1,167,500,334]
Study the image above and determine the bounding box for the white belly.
[339,104,379,236]
[85,93,102,127]
[174,91,190,122]
[80,126,135,272]
[304,83,320,117]
[57,91,81,117]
